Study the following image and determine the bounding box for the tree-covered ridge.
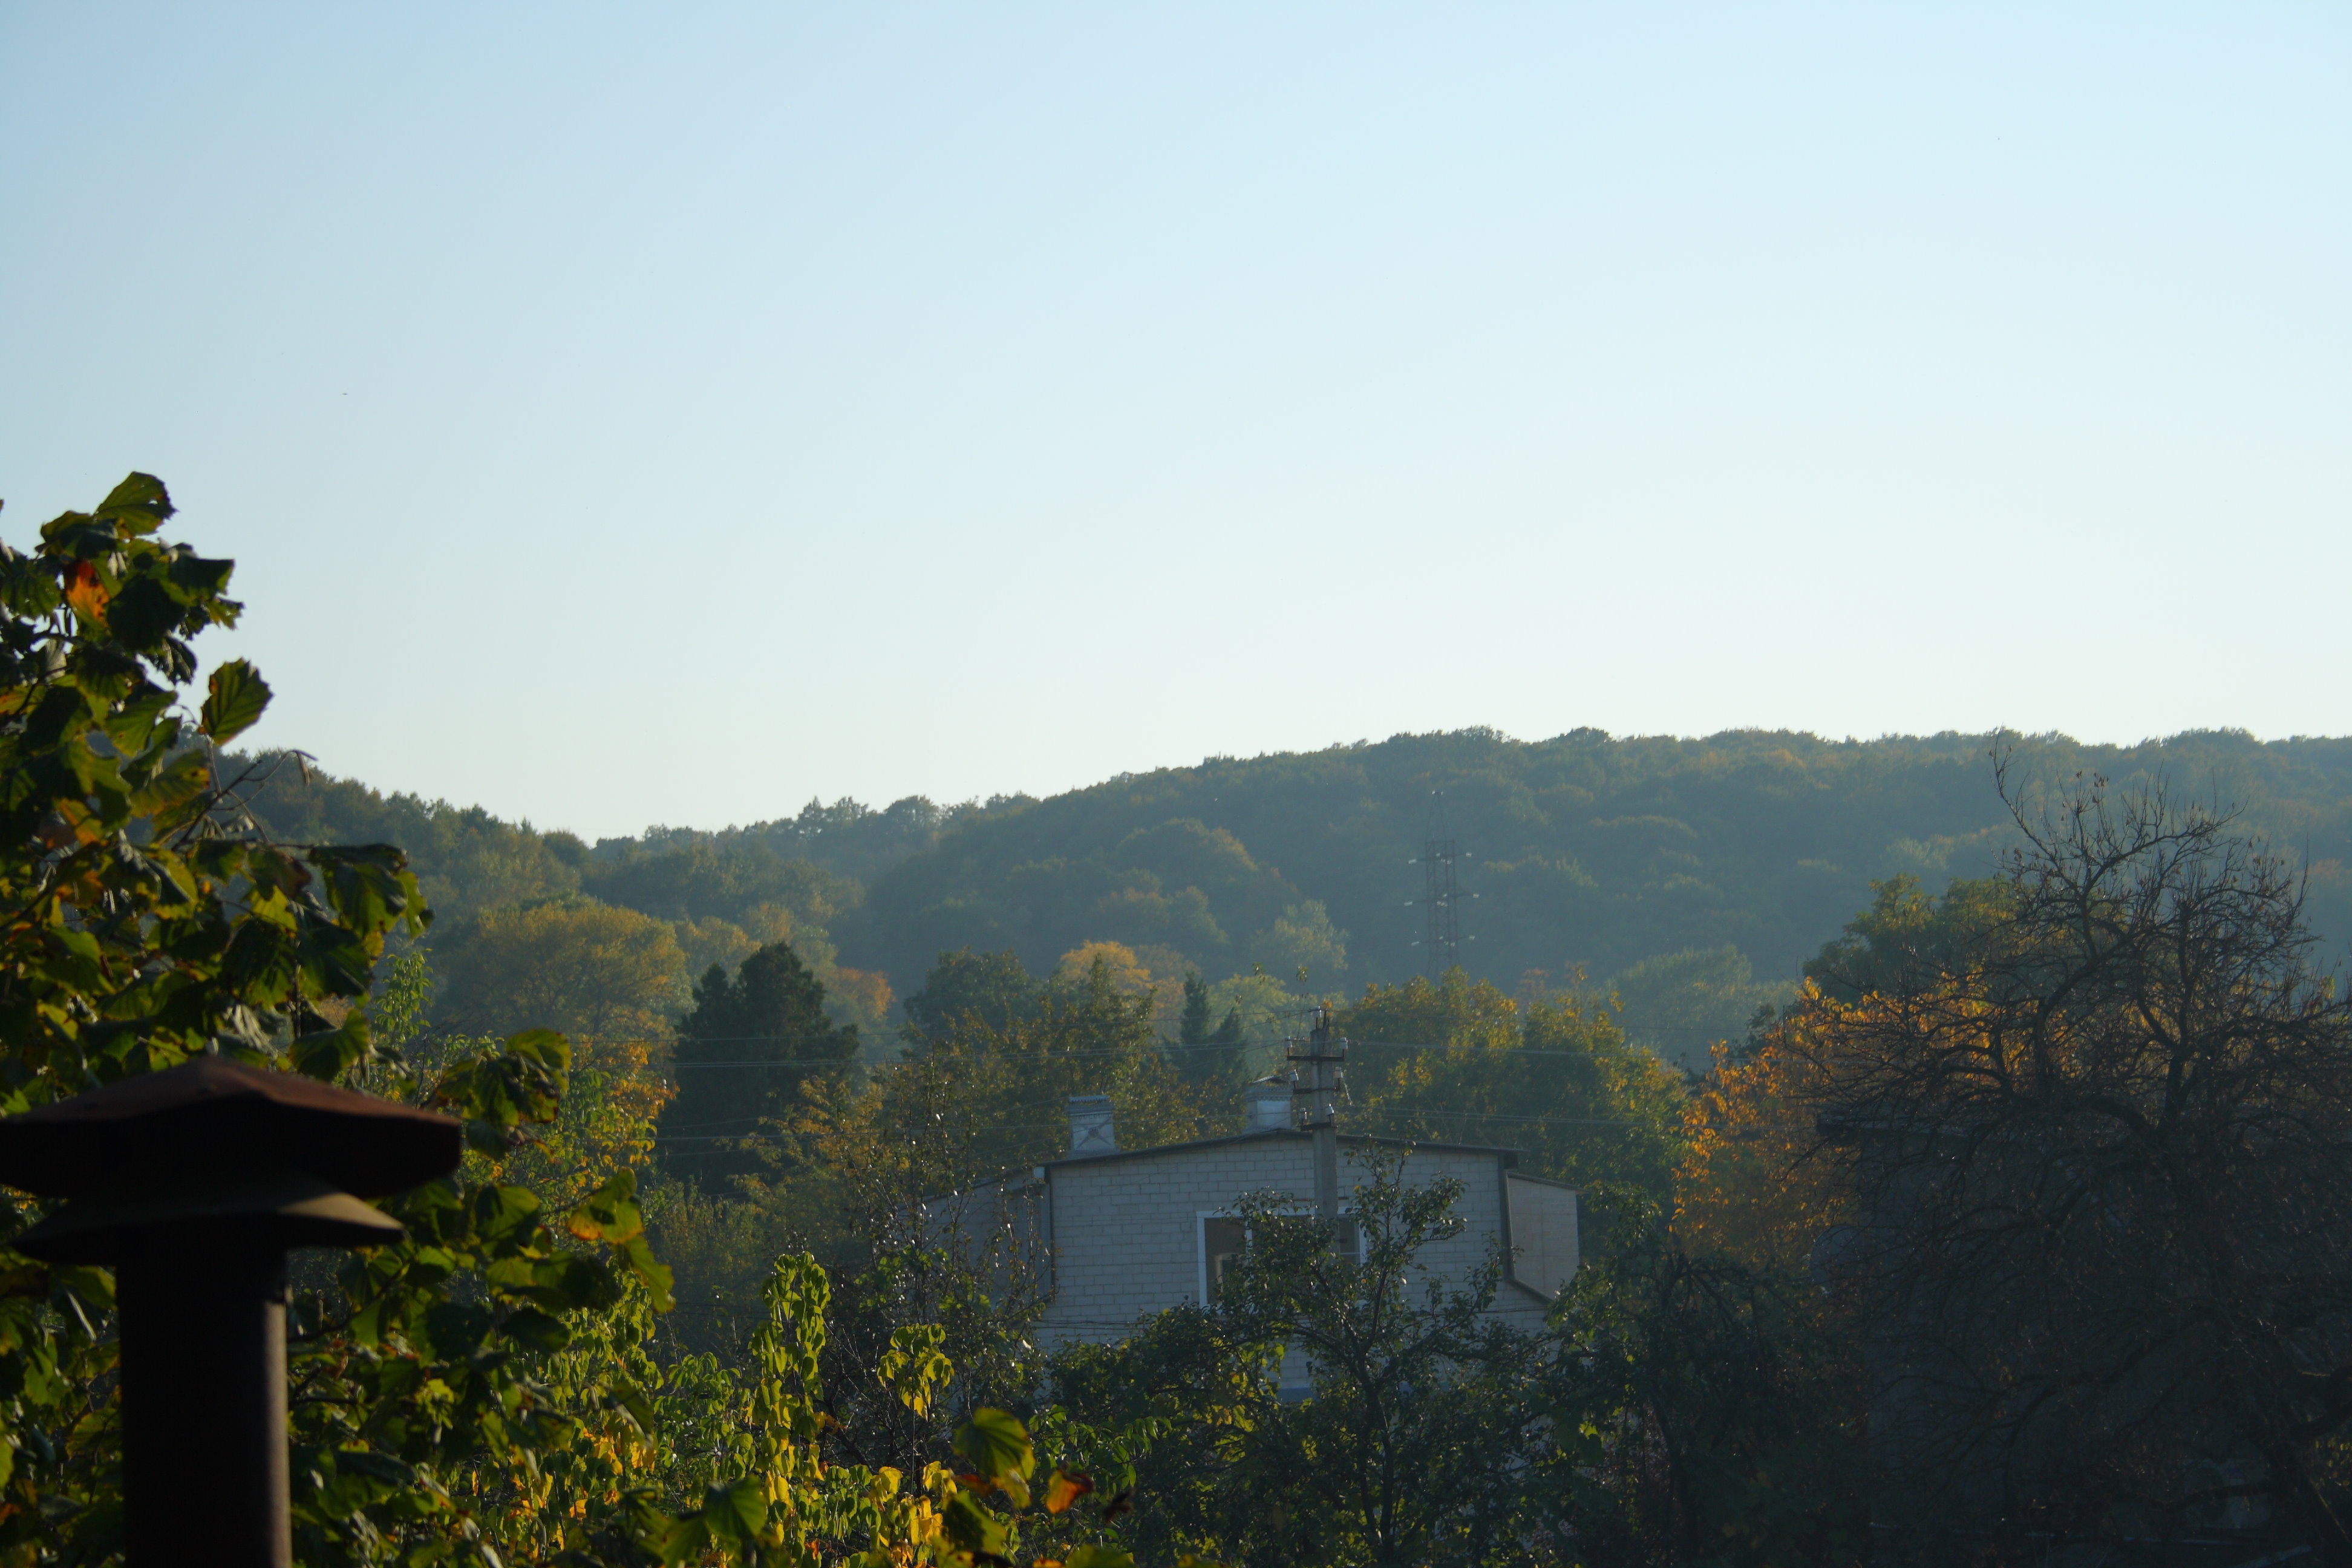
[231,760,967,926]
[841,727,2352,1025]
[234,762,915,1043]
[239,729,2352,1070]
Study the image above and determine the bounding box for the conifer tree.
[662,941,858,1187]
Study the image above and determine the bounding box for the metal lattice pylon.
[1414,792,1462,981]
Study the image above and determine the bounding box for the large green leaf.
[668,1477,766,1553]
[104,572,180,651]
[434,1033,568,1128]
[613,1235,675,1313]
[199,657,270,743]
[953,1406,1036,1486]
[498,1307,571,1353]
[94,472,174,530]
[568,1171,645,1246]
[941,1490,1011,1561]
[290,1013,369,1082]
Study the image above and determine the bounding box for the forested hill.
[837,729,2352,1019]
[238,730,2352,1063]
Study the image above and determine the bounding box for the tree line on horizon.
[234,724,2352,1072]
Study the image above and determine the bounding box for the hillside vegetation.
[28,478,2352,1568]
[240,727,2352,1063]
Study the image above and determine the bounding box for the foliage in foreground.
[0,477,1131,1568]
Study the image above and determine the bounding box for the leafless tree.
[1805,756,2352,1563]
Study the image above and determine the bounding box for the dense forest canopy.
[238,728,2352,1065]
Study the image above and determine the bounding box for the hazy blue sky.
[4,4,2347,837]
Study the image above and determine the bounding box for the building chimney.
[1067,1094,1116,1157]
[1245,1077,1292,1131]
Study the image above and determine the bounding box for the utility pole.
[1287,1002,1348,1224]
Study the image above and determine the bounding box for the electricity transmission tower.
[1411,793,1465,981]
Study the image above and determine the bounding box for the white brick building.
[924,1091,1580,1354]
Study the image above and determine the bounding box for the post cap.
[0,1056,463,1200]
[12,1168,407,1264]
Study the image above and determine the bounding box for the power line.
[651,1032,1740,1074]
[646,1104,1662,1146]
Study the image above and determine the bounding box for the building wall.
[1036,1131,1557,1347]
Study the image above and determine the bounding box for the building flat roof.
[1042,1125,1525,1172]
[924,1125,1531,1205]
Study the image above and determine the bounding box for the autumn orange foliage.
[1673,981,1854,1272]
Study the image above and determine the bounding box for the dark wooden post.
[116,1236,291,1563]
[0,1058,463,1568]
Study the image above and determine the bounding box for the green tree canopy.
[663,940,860,1188]
[434,896,687,1040]
[1175,973,1246,1085]
[1341,971,1688,1194]
[902,947,1040,1040]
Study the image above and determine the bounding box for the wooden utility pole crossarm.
[1288,1003,1350,1224]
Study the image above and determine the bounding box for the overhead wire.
[645,1031,1740,1075]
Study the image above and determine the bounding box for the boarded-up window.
[1506,1175,1579,1299]
[1203,1217,1247,1303]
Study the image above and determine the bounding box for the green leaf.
[498,1307,570,1353]
[463,1119,514,1157]
[467,1183,544,1249]
[608,1377,658,1434]
[697,1477,767,1545]
[953,1406,1036,1486]
[880,1322,953,1418]
[220,916,299,1005]
[1068,1550,1137,1568]
[294,923,376,1004]
[503,1028,570,1074]
[941,1490,1011,1560]
[566,1174,674,1306]
[419,1302,493,1361]
[309,845,422,938]
[350,1295,387,1348]
[615,1235,675,1312]
[434,1036,567,1129]
[199,658,270,743]
[94,472,174,530]
[520,1253,618,1313]
[105,572,180,650]
[166,551,235,603]
[567,1171,644,1246]
[290,1013,368,1081]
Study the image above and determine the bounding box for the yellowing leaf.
[1044,1469,1095,1515]
[62,561,109,624]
